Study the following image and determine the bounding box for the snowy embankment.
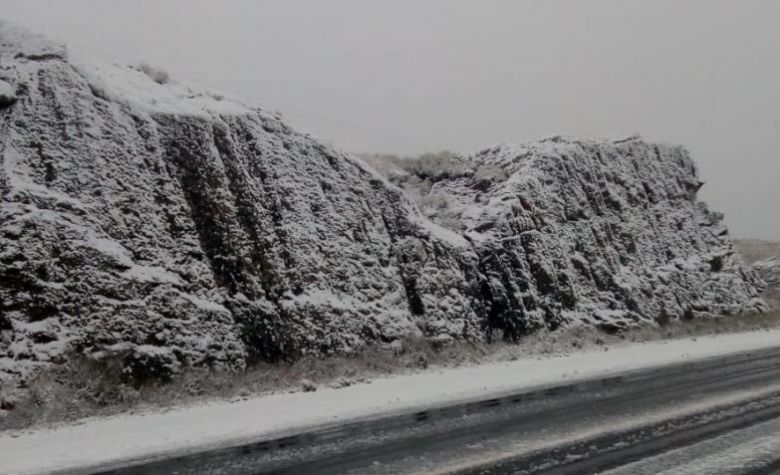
[2,330,780,474]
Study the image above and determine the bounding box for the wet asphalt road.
[82,346,780,475]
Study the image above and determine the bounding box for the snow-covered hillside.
[0,21,766,385]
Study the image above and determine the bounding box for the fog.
[1,0,778,239]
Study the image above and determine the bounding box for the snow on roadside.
[3,330,780,474]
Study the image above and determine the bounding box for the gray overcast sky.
[1,0,778,239]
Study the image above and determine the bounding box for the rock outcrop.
[0,22,766,384]
[755,258,780,290]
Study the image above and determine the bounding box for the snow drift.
[0,22,766,384]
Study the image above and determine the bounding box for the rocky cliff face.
[755,258,780,290]
[0,23,766,384]
[380,140,768,336]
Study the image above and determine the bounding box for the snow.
[2,145,84,208]
[70,51,253,118]
[1,20,768,387]
[435,385,780,475]
[180,292,230,314]
[3,330,780,474]
[84,235,134,268]
[0,20,66,60]
[122,264,184,285]
[754,257,780,289]
[283,288,363,311]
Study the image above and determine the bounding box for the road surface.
[85,346,780,475]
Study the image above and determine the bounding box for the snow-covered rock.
[754,258,780,290]
[0,22,767,385]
